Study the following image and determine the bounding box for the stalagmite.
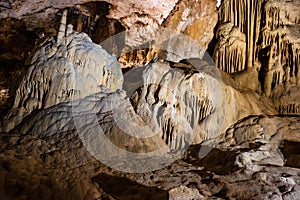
[0,12,123,132]
[57,10,68,45]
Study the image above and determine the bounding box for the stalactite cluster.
[216,0,262,70]
[131,62,215,150]
[215,0,300,115]
[213,23,246,73]
[277,103,300,115]
[259,1,300,114]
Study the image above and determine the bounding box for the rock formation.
[213,0,300,115]
[126,60,275,145]
[213,22,246,73]
[1,22,276,149]
[0,0,218,116]
[215,0,262,70]
[1,12,123,132]
[0,0,300,199]
[259,0,300,115]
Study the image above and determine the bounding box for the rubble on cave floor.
[0,0,299,199]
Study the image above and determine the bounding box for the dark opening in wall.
[0,18,37,118]
[66,1,126,45]
[280,140,300,168]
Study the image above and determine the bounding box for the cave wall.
[214,0,262,72]
[0,0,218,116]
[259,0,300,115]
[214,0,300,115]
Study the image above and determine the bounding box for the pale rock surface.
[215,115,300,169]
[169,185,204,200]
[0,17,123,132]
[163,0,218,58]
[217,0,263,69]
[127,60,276,146]
[214,0,300,114]
[259,0,300,115]
[213,22,246,73]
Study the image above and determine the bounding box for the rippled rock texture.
[1,14,123,132]
[0,0,300,199]
[213,0,300,115]
[0,0,218,115]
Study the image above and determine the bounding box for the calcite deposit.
[1,12,123,132]
[0,0,299,199]
[212,0,300,115]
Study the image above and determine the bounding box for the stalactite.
[277,103,300,115]
[132,62,215,150]
[213,24,246,73]
[217,0,262,69]
[259,1,300,117]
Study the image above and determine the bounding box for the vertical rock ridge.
[213,23,246,73]
[216,0,262,70]
[258,0,300,114]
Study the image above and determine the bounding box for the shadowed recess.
[93,174,168,200]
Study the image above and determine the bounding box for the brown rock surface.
[0,106,299,199]
[213,0,300,114]
[0,0,300,199]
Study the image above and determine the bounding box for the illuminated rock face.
[215,0,263,71]
[213,22,246,73]
[259,0,300,115]
[0,0,218,115]
[0,22,276,150]
[1,14,123,132]
[126,61,275,145]
[214,0,300,114]
[0,1,300,199]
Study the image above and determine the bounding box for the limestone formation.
[213,22,246,73]
[259,0,300,114]
[217,0,262,69]
[163,0,218,57]
[127,60,276,146]
[211,115,300,170]
[214,0,300,115]
[1,16,123,132]
[0,0,300,199]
